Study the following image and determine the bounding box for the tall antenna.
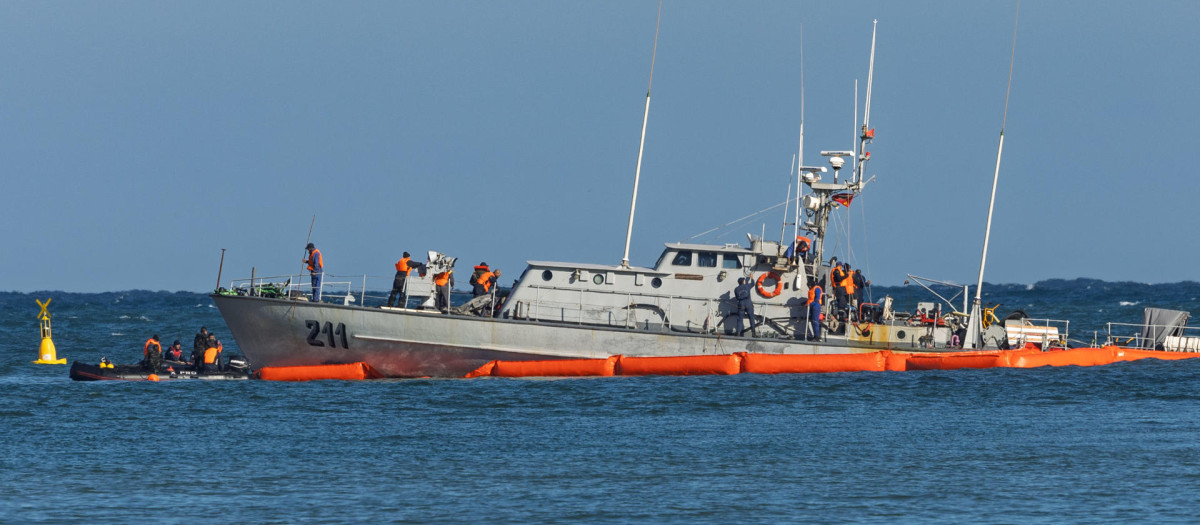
[856,19,877,185]
[965,3,1020,349]
[621,0,664,268]
[779,154,795,248]
[793,24,805,246]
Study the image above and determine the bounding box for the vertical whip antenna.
[855,19,877,185]
[793,23,804,245]
[621,0,664,268]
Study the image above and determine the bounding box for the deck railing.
[1104,322,1200,351]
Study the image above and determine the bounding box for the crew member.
[387,251,414,308]
[805,278,824,341]
[841,262,857,318]
[434,268,454,313]
[143,334,162,372]
[472,263,500,297]
[733,277,756,337]
[829,259,848,318]
[200,334,223,374]
[192,326,209,370]
[853,269,869,308]
[164,340,185,362]
[786,235,811,265]
[304,243,324,302]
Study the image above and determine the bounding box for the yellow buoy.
[33,298,66,365]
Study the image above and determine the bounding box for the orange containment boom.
[462,346,1200,379]
[256,362,384,381]
[617,354,742,376]
[740,352,884,374]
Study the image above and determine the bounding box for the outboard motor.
[225,354,251,373]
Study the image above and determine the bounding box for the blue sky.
[3,1,1198,292]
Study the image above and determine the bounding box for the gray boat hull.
[212,294,886,378]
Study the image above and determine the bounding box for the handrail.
[1105,321,1200,350]
[1002,317,1070,349]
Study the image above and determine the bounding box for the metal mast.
[965,5,1020,349]
[621,0,663,268]
[794,24,805,247]
[856,19,877,186]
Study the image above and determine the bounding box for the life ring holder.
[756,272,783,298]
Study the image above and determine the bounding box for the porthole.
[541,270,553,281]
[897,330,907,340]
[651,277,663,288]
[592,273,605,285]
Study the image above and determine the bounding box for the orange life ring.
[756,272,783,298]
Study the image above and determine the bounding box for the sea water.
[2,282,1199,524]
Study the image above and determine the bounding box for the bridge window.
[698,252,718,268]
[671,251,692,266]
[722,254,742,269]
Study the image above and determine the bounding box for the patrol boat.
[213,21,1200,378]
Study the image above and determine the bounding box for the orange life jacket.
[204,345,221,364]
[307,249,323,272]
[144,338,161,357]
[830,267,846,289]
[434,271,452,287]
[478,271,495,292]
[841,271,856,295]
[806,285,824,306]
[395,256,412,275]
[795,236,811,252]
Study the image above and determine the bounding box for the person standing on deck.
[387,252,414,308]
[806,278,824,341]
[472,264,501,298]
[304,243,324,302]
[433,269,454,313]
[733,277,756,337]
[853,269,869,307]
[829,259,848,319]
[841,262,858,318]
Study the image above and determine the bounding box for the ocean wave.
[1119,301,1139,306]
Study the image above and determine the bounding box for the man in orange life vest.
[304,243,323,302]
[829,259,848,319]
[387,251,414,308]
[200,334,223,374]
[786,235,811,265]
[433,268,454,313]
[840,262,858,317]
[805,278,824,341]
[471,263,501,298]
[164,340,185,361]
[143,334,162,372]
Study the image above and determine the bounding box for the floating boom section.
[463,346,1200,378]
